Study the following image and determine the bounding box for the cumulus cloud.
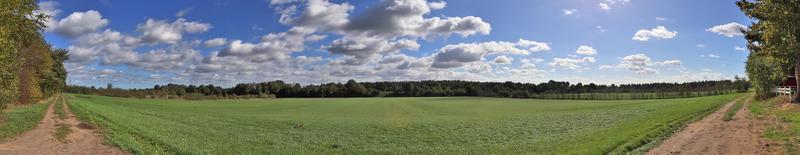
[324,37,419,65]
[138,18,212,44]
[51,10,109,38]
[431,39,551,68]
[549,57,595,71]
[219,27,325,62]
[706,22,748,37]
[492,55,513,64]
[632,26,677,41]
[600,53,681,74]
[278,0,353,31]
[575,45,596,55]
[203,38,226,48]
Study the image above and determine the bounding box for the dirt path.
[0,95,125,155]
[648,96,781,155]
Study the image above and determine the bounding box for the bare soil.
[0,96,125,155]
[648,96,782,155]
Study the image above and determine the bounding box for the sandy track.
[648,96,781,155]
[0,95,125,155]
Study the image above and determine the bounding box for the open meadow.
[66,93,743,154]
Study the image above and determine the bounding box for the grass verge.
[748,96,799,154]
[0,97,53,142]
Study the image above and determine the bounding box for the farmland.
[66,93,743,154]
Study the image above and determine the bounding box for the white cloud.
[734,46,747,51]
[696,44,705,48]
[575,45,597,55]
[701,54,720,58]
[492,55,513,64]
[600,53,681,74]
[549,57,595,71]
[138,18,212,44]
[431,39,550,68]
[428,1,446,10]
[632,26,677,41]
[219,26,325,62]
[51,10,109,38]
[655,17,667,21]
[203,38,227,48]
[563,9,577,15]
[706,22,748,37]
[175,8,192,17]
[599,3,610,11]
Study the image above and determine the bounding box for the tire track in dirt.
[0,95,125,155]
[648,95,781,155]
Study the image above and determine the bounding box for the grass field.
[66,93,743,154]
[0,97,51,142]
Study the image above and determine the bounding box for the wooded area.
[66,78,750,100]
[1,0,69,110]
[739,0,800,100]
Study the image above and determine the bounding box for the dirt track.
[648,96,781,155]
[0,96,125,155]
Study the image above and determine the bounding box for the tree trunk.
[795,56,800,103]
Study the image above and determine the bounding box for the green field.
[66,93,743,154]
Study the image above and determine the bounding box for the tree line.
[66,78,750,100]
[1,0,69,110]
[738,0,800,100]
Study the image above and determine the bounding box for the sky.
[38,0,752,88]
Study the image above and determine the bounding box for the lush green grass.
[0,97,51,142]
[66,93,743,154]
[723,94,750,121]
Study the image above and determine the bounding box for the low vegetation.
[67,93,742,154]
[54,123,70,142]
[749,96,800,153]
[53,96,66,119]
[0,97,51,141]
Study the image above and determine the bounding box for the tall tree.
[0,0,48,108]
[738,0,800,100]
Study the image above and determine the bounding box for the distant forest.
[66,77,750,100]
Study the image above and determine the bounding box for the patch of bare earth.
[648,96,782,155]
[0,96,125,155]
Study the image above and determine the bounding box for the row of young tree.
[67,78,750,100]
[738,0,800,100]
[1,0,69,110]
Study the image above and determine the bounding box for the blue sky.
[40,0,751,88]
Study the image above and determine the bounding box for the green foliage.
[67,93,742,154]
[738,0,800,100]
[0,97,50,142]
[68,79,747,100]
[0,0,67,108]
